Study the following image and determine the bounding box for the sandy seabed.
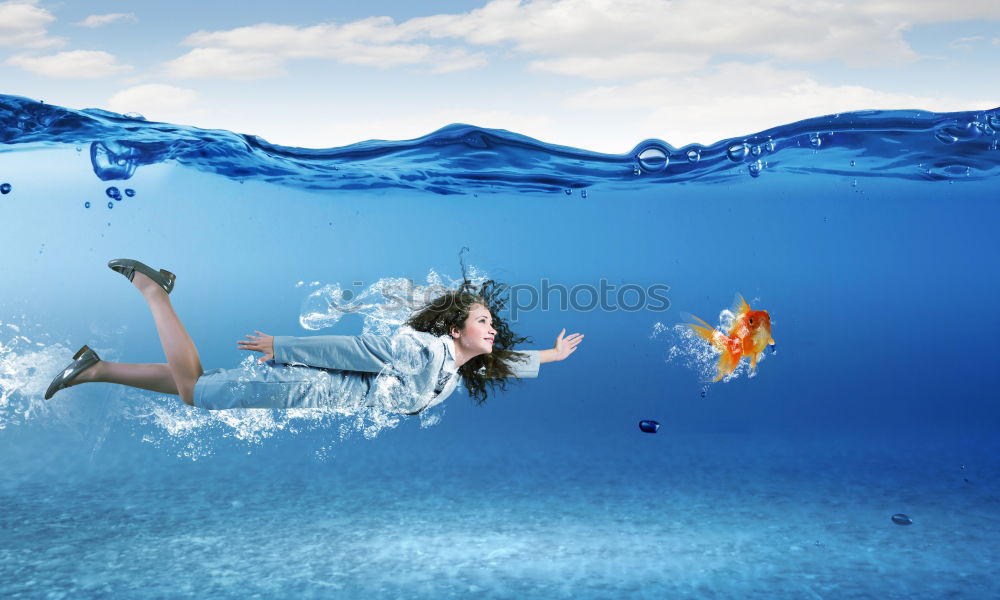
[1,432,996,599]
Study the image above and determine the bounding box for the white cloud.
[74,13,137,28]
[529,52,709,79]
[164,47,286,79]
[168,0,1000,83]
[406,0,922,71]
[563,62,995,147]
[107,84,201,121]
[856,1,1000,22]
[171,20,486,78]
[0,0,61,48]
[6,50,132,78]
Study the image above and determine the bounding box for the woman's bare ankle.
[70,359,102,385]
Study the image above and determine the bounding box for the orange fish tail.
[685,314,726,350]
[714,346,741,381]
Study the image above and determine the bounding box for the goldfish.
[684,295,775,381]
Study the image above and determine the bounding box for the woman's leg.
[73,362,179,395]
[130,271,203,405]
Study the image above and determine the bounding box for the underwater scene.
[1,93,998,598]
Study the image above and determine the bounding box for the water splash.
[299,268,488,334]
[1,94,998,194]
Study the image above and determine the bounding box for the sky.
[0,0,998,152]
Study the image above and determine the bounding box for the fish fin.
[730,293,751,317]
[768,337,775,345]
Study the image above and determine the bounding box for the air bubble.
[636,146,669,172]
[107,201,114,209]
[580,189,588,198]
[809,133,822,148]
[106,186,122,200]
[0,183,10,194]
[84,201,91,209]
[750,145,762,157]
[638,420,660,433]
[851,179,858,188]
[891,514,913,526]
[748,160,763,178]
[727,143,748,162]
[564,188,572,195]
[686,148,701,163]
[935,132,958,144]
[125,188,136,197]
[633,165,641,176]
[765,138,775,152]
[850,160,856,167]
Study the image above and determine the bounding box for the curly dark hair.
[406,278,530,405]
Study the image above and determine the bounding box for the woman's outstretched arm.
[538,329,584,364]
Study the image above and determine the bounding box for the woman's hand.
[539,329,584,364]
[238,331,275,363]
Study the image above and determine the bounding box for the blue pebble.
[0,183,11,194]
[638,420,660,434]
[891,513,912,526]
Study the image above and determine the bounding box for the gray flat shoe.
[44,345,100,400]
[108,258,176,294]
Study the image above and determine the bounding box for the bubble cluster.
[723,136,782,178]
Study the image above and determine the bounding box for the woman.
[44,259,583,414]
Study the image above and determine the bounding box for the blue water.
[1,94,998,598]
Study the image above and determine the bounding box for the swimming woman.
[44,259,583,414]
